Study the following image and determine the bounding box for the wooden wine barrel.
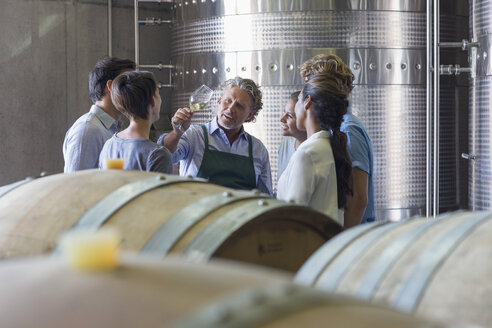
[0,170,341,272]
[0,254,442,328]
[294,210,492,327]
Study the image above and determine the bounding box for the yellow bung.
[60,228,121,271]
[103,158,124,169]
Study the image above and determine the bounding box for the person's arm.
[344,167,369,229]
[257,150,273,195]
[161,108,193,153]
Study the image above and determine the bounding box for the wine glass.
[190,84,213,111]
[174,85,213,132]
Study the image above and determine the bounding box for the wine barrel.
[0,254,442,328]
[0,170,341,272]
[294,211,492,327]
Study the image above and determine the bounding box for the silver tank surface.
[171,0,467,221]
[469,0,492,209]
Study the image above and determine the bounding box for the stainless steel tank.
[170,0,468,220]
[469,0,492,209]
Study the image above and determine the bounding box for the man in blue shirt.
[63,57,136,172]
[340,108,375,224]
[159,77,272,195]
[300,54,375,226]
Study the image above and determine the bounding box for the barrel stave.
[0,170,341,272]
[108,181,225,251]
[0,170,153,257]
[297,211,492,327]
[214,207,337,272]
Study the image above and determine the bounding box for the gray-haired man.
[159,77,272,194]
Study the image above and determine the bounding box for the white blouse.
[277,130,343,225]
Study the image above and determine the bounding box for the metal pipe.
[138,64,174,70]
[108,0,112,56]
[157,82,173,89]
[426,0,432,217]
[169,63,172,87]
[439,40,480,50]
[433,0,440,217]
[138,18,172,26]
[455,67,472,74]
[134,0,139,66]
[439,65,472,75]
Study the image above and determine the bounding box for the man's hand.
[163,107,193,153]
[172,107,193,133]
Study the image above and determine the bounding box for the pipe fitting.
[439,65,472,75]
[138,17,172,26]
[438,39,480,51]
[461,153,476,161]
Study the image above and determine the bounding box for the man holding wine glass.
[158,77,272,195]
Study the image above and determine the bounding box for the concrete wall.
[0,0,172,185]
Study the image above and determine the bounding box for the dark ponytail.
[302,74,353,209]
[330,129,353,209]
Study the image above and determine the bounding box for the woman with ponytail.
[277,72,352,225]
[301,54,375,227]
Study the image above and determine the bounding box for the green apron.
[196,125,257,190]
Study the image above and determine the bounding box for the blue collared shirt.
[158,118,272,195]
[341,111,375,223]
[63,105,118,173]
[277,136,296,181]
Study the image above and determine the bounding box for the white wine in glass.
[189,85,213,111]
[189,101,209,112]
[174,84,214,131]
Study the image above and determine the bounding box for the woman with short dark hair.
[98,71,172,174]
